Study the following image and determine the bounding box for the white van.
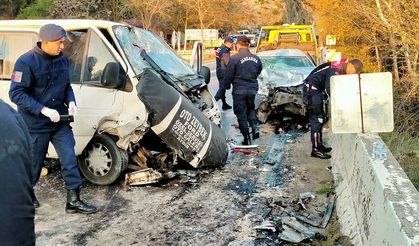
[0,19,228,185]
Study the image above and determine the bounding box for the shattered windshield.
[260,56,314,70]
[113,25,196,77]
[258,56,314,91]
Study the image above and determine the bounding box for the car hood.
[258,67,313,95]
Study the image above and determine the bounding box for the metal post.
[358,73,365,133]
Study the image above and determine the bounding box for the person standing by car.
[0,99,36,246]
[223,36,263,145]
[303,58,363,159]
[9,23,98,214]
[214,37,234,110]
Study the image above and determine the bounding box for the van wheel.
[79,134,128,185]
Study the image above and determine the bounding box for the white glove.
[68,101,77,115]
[41,107,60,123]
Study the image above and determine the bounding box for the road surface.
[33,64,342,245]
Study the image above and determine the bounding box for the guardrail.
[331,133,419,245]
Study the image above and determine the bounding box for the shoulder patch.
[331,61,341,69]
[11,71,23,83]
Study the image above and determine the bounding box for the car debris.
[298,192,316,210]
[125,168,163,186]
[230,143,259,155]
[320,193,336,228]
[253,220,277,232]
[288,192,336,228]
[279,216,318,243]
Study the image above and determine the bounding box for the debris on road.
[232,148,258,155]
[230,142,259,155]
[230,143,259,149]
[279,216,318,243]
[320,193,336,228]
[298,192,316,210]
[253,220,277,232]
[125,168,163,186]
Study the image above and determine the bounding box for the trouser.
[233,93,258,136]
[304,89,326,148]
[309,111,324,148]
[30,125,82,190]
[215,79,226,101]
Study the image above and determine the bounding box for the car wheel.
[79,134,128,185]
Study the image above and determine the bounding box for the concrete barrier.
[331,133,419,246]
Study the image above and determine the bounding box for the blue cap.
[224,37,234,43]
[39,24,67,41]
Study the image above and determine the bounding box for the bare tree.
[125,0,170,31]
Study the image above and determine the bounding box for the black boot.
[319,144,332,153]
[242,134,252,145]
[251,125,260,140]
[221,100,232,110]
[66,188,98,214]
[33,195,40,208]
[311,147,331,159]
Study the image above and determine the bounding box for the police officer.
[303,58,363,159]
[9,23,98,214]
[214,37,234,110]
[223,36,262,145]
[0,99,35,246]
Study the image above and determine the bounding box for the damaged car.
[0,20,228,185]
[256,49,316,124]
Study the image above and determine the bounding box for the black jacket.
[223,48,262,95]
[9,43,75,133]
[0,100,35,246]
[215,44,231,80]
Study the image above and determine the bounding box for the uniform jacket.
[222,48,262,95]
[0,100,35,246]
[303,60,344,100]
[9,43,75,133]
[215,44,231,80]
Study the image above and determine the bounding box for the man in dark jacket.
[0,99,36,246]
[223,36,263,145]
[303,58,363,159]
[9,23,98,214]
[214,37,234,110]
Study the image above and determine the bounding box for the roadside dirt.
[34,123,349,245]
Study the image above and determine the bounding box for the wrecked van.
[0,20,228,185]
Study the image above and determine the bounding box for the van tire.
[79,134,128,185]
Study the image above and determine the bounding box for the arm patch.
[11,71,23,83]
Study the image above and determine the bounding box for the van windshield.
[113,25,196,78]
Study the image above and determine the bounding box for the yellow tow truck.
[255,24,319,64]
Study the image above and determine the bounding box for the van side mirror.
[200,66,211,84]
[101,62,124,88]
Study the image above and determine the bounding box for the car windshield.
[260,56,313,70]
[113,25,196,77]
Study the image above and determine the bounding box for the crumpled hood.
[258,67,312,95]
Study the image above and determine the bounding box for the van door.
[64,28,122,154]
[0,31,38,104]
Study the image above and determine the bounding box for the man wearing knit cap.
[9,23,98,214]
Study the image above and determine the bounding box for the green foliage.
[381,88,419,190]
[0,0,32,18]
[316,185,333,195]
[17,0,53,19]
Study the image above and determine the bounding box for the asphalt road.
[33,65,334,246]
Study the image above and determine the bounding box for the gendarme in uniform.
[9,23,98,214]
[223,36,262,145]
